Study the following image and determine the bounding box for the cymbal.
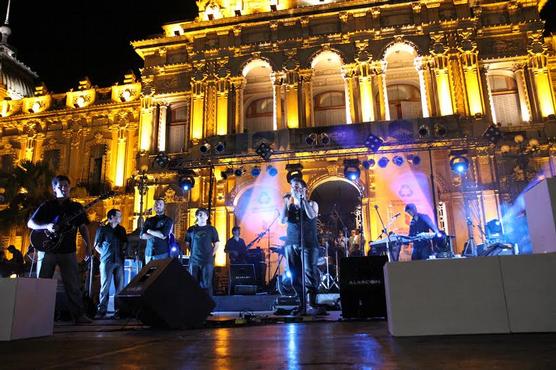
[270,246,285,255]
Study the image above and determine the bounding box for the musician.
[94,209,127,318]
[6,245,24,276]
[405,203,439,260]
[225,226,248,264]
[141,199,173,264]
[281,177,325,315]
[348,229,365,256]
[185,208,220,296]
[27,175,92,324]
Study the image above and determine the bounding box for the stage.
[1,313,555,369]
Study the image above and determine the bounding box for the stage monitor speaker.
[117,258,215,329]
[229,264,256,295]
[339,256,388,319]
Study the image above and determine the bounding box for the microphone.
[393,212,401,218]
[283,193,292,200]
[374,204,379,209]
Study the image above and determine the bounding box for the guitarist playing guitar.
[27,175,93,324]
[225,226,248,264]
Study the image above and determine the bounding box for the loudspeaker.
[117,258,215,328]
[229,264,256,295]
[339,256,388,319]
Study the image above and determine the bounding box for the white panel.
[524,177,556,254]
[385,257,510,336]
[500,253,556,333]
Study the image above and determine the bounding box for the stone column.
[529,53,556,118]
[432,54,454,116]
[415,57,432,118]
[216,78,230,136]
[271,72,285,130]
[230,76,246,134]
[299,68,314,127]
[114,127,127,187]
[341,64,358,124]
[372,60,390,121]
[512,64,532,123]
[190,79,206,141]
[284,69,300,128]
[139,96,155,152]
[157,104,168,151]
[357,61,376,122]
[460,50,485,116]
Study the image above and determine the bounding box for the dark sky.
[4,0,198,92]
[2,0,555,93]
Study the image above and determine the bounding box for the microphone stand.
[299,194,306,315]
[374,205,394,262]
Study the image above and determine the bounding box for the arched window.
[488,75,522,126]
[167,105,187,152]
[314,91,345,126]
[386,84,422,120]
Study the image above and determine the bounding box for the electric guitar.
[30,191,116,252]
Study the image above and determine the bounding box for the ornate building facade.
[1,0,555,268]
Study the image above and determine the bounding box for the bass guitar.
[30,191,116,252]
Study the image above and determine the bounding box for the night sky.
[1,0,555,93]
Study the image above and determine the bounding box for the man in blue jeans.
[141,199,173,264]
[27,175,92,324]
[94,209,127,318]
[185,208,220,296]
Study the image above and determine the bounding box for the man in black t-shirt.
[7,245,24,276]
[185,208,220,296]
[141,199,173,264]
[27,175,92,324]
[94,209,127,318]
[225,226,248,264]
[405,203,439,260]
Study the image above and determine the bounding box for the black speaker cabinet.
[339,256,388,319]
[229,264,256,295]
[117,258,215,328]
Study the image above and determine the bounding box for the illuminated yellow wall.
[213,206,228,266]
[191,95,205,140]
[436,69,454,116]
[285,84,299,128]
[533,71,556,118]
[216,90,228,135]
[359,77,375,122]
[139,107,153,151]
[463,68,484,116]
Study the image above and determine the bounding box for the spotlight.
[418,125,429,138]
[220,168,234,180]
[362,159,375,169]
[256,142,273,160]
[319,133,331,145]
[178,170,195,191]
[378,157,389,168]
[392,155,404,166]
[121,89,132,102]
[199,143,211,154]
[449,155,469,175]
[305,133,317,145]
[214,142,225,154]
[483,124,502,144]
[286,163,303,183]
[365,134,383,153]
[485,219,503,239]
[154,152,170,168]
[406,154,421,166]
[234,167,244,177]
[75,95,86,108]
[251,166,261,177]
[435,124,447,137]
[267,165,278,177]
[343,159,360,181]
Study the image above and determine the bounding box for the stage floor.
[1,312,556,369]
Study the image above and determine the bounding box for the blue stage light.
[267,165,278,177]
[449,155,469,175]
[392,155,404,166]
[378,157,389,168]
[343,159,360,181]
[362,159,375,169]
[178,171,195,191]
[251,166,261,177]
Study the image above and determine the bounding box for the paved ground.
[1,312,556,370]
